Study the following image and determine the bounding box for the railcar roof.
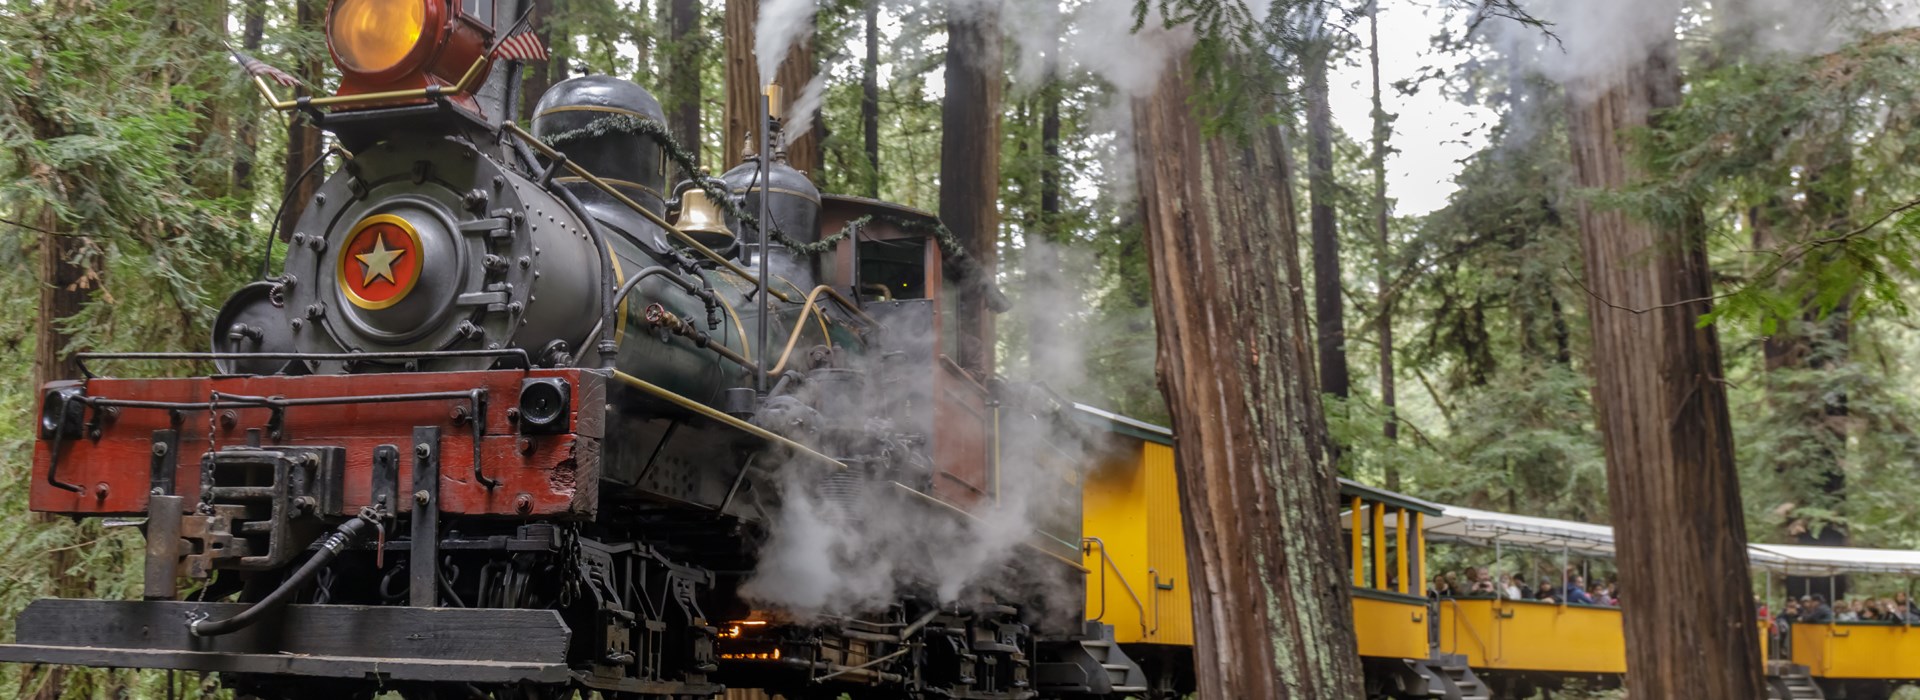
[1070,403,1173,445]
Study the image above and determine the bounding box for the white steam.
[755,0,818,88]
[739,383,1106,620]
[779,73,829,151]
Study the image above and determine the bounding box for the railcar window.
[857,238,927,300]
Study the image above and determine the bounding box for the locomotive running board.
[0,599,572,684]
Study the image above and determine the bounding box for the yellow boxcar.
[1436,598,1628,675]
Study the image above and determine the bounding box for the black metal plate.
[9,599,569,665]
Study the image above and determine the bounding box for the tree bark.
[1366,1,1397,476]
[231,0,267,194]
[280,0,324,239]
[1024,0,1063,379]
[1133,52,1364,699]
[26,207,91,700]
[1306,37,1348,402]
[665,0,701,162]
[1565,27,1766,699]
[521,0,559,117]
[860,0,881,198]
[939,0,1002,375]
[723,0,819,173]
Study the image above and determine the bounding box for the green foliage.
[0,0,263,694]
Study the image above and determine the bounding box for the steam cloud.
[755,0,818,88]
[738,238,1116,621]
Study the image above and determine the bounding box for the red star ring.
[337,214,424,311]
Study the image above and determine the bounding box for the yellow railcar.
[1076,405,1920,699]
[1075,406,1489,699]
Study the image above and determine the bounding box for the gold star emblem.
[354,234,406,287]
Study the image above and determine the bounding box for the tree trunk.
[1306,38,1348,402]
[1366,1,1397,478]
[521,0,559,117]
[665,0,701,161]
[723,0,819,173]
[860,0,881,198]
[231,0,266,194]
[1132,52,1364,699]
[280,0,324,239]
[938,0,1002,375]
[1565,28,1765,699]
[26,207,91,700]
[1023,0,1063,379]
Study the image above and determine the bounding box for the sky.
[1326,3,1494,217]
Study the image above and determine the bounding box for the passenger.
[1838,600,1859,622]
[1468,568,1497,596]
[1563,576,1595,605]
[1430,575,1453,598]
[1591,581,1615,606]
[1805,594,1834,623]
[1535,580,1559,604]
[1500,573,1523,600]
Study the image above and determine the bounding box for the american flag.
[227,46,302,88]
[491,30,550,62]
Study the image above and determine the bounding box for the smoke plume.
[755,0,817,88]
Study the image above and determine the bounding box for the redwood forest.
[3,0,1920,698]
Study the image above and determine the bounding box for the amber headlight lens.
[329,0,427,75]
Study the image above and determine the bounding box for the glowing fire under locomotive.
[0,1,1144,698]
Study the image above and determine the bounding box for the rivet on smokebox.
[94,483,109,499]
[514,494,533,514]
[517,438,534,455]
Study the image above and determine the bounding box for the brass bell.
[671,189,735,247]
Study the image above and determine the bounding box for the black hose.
[188,514,376,637]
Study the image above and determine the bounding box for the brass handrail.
[250,55,491,112]
[768,286,882,376]
[502,123,800,304]
[610,370,842,472]
[1083,537,1150,640]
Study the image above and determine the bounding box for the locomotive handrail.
[1082,536,1150,640]
[500,123,803,306]
[248,55,491,113]
[74,349,533,379]
[609,370,845,473]
[767,286,883,376]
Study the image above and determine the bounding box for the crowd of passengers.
[1425,567,1619,605]
[1768,593,1920,625]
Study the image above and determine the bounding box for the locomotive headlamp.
[322,0,490,109]
[517,378,572,435]
[328,0,428,76]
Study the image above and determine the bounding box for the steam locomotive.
[0,1,1148,698]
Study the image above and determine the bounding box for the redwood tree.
[1133,51,1364,698]
[723,0,819,172]
[1565,15,1766,698]
[938,0,1002,374]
